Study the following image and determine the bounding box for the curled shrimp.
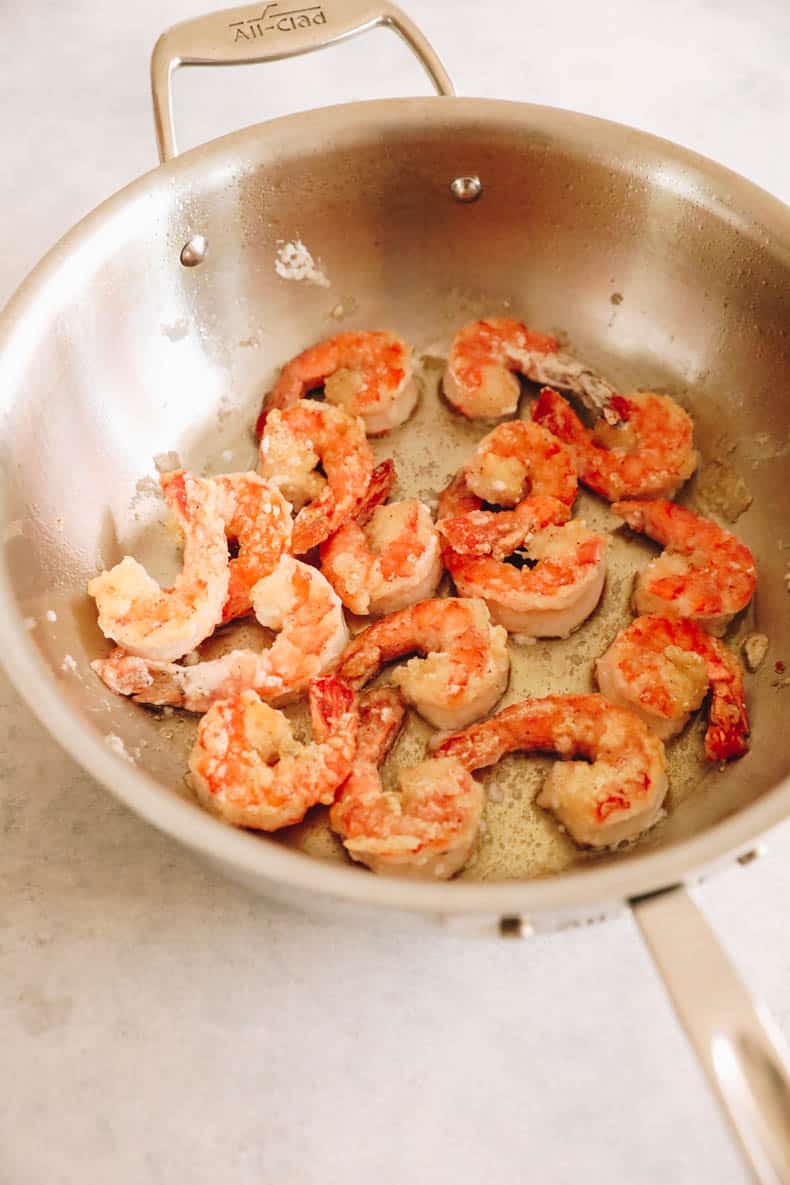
[92,555,348,711]
[258,400,376,553]
[189,675,358,831]
[596,615,749,761]
[256,331,418,436]
[319,494,442,616]
[436,694,668,848]
[333,597,510,731]
[213,472,292,622]
[438,475,608,638]
[464,419,578,508]
[328,687,484,878]
[434,472,565,561]
[612,499,756,634]
[533,386,698,500]
[88,470,228,662]
[443,318,618,420]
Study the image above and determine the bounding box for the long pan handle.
[633,885,790,1185]
[151,0,454,162]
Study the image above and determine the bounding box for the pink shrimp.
[333,597,510,730]
[212,472,292,622]
[320,495,442,616]
[464,419,578,508]
[437,471,571,561]
[93,555,348,711]
[612,499,756,634]
[596,615,749,761]
[188,675,358,831]
[256,330,417,436]
[436,694,668,847]
[533,386,698,500]
[258,400,376,554]
[443,318,619,420]
[437,475,608,638]
[88,470,228,662]
[328,687,483,879]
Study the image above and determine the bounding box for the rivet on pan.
[450,175,483,203]
[180,235,208,267]
[499,915,532,939]
[737,847,765,867]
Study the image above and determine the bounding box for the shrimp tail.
[91,649,156,697]
[292,503,336,555]
[532,387,588,445]
[356,459,397,525]
[356,687,407,763]
[706,683,750,762]
[133,666,188,707]
[309,675,357,741]
[92,649,189,707]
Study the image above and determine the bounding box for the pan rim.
[2,95,789,917]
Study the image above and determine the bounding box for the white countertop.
[2,2,790,1182]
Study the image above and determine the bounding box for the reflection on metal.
[450,175,483,203]
[180,235,208,267]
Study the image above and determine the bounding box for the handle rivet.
[499,915,529,939]
[450,175,483,203]
[180,235,208,267]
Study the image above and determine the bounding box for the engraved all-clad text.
[229,3,327,41]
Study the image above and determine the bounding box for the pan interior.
[2,100,789,885]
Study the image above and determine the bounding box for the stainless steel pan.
[2,4,790,1179]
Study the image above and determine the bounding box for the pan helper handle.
[151,0,454,162]
[633,884,790,1185]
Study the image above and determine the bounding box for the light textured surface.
[2,2,790,1182]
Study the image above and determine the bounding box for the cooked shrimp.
[596,615,749,761]
[88,470,228,662]
[464,419,578,508]
[329,688,483,878]
[443,524,609,638]
[612,499,756,634]
[258,400,375,553]
[189,675,358,831]
[256,331,418,436]
[533,387,698,500]
[320,498,442,616]
[213,472,292,622]
[438,476,608,638]
[443,318,619,420]
[92,555,348,711]
[437,470,571,561]
[334,597,510,730]
[356,458,397,519]
[436,694,668,847]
